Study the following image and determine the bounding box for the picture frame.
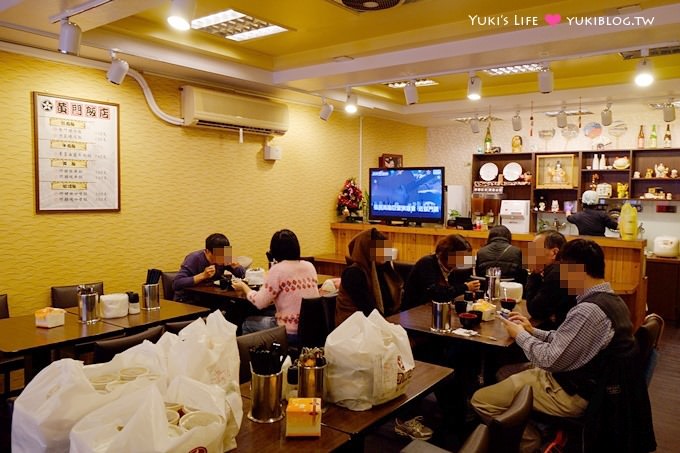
[379,153,403,168]
[33,92,120,212]
[535,154,576,189]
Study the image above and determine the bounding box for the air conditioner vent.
[330,0,409,12]
[620,45,680,59]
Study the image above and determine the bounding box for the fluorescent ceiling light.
[385,79,438,88]
[483,63,546,76]
[192,9,288,41]
[544,109,593,117]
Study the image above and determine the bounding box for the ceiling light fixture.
[601,102,613,126]
[385,79,438,89]
[106,50,129,85]
[319,98,334,121]
[191,8,288,41]
[557,103,567,128]
[467,72,482,101]
[538,68,554,94]
[483,63,546,76]
[404,81,418,105]
[345,89,358,114]
[167,0,196,31]
[512,110,522,131]
[58,19,81,55]
[664,99,676,122]
[635,48,654,87]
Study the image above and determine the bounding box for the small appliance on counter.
[500,200,531,234]
[653,236,680,258]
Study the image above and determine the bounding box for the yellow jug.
[619,202,638,241]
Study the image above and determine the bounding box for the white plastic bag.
[325,310,415,411]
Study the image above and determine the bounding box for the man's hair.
[536,230,566,257]
[269,229,301,262]
[435,234,472,261]
[205,233,229,251]
[488,225,512,242]
[560,238,605,278]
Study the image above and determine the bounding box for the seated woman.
[233,229,319,343]
[335,228,402,326]
[475,225,525,285]
[402,234,481,310]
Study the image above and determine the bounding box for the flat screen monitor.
[368,167,445,225]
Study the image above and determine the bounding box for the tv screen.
[369,167,445,224]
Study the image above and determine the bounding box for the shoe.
[394,416,433,441]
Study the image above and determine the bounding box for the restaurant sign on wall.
[33,92,120,212]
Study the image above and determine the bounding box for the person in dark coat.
[567,190,618,236]
[475,225,525,285]
[402,234,481,310]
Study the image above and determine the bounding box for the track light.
[601,102,613,126]
[58,19,81,55]
[467,73,482,101]
[538,68,554,94]
[319,98,334,121]
[512,110,522,131]
[556,104,567,128]
[345,89,358,114]
[106,51,129,85]
[404,80,418,105]
[167,0,196,31]
[470,117,480,133]
[664,100,676,122]
[635,49,654,87]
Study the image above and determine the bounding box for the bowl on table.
[459,313,478,329]
[468,310,483,325]
[500,298,517,311]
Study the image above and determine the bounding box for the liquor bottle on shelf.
[484,124,492,153]
[664,124,672,148]
[650,124,658,148]
[637,125,645,149]
[592,154,599,170]
[599,154,606,169]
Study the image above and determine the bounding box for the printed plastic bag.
[325,310,415,411]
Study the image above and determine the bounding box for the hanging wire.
[530,100,534,137]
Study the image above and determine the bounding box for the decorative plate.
[502,162,523,181]
[479,163,499,181]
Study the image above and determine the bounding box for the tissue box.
[100,293,129,318]
[471,301,496,321]
[35,307,66,328]
[286,398,321,437]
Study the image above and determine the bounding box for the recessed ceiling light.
[363,1,379,7]
[191,9,288,41]
[483,63,547,76]
[385,79,438,88]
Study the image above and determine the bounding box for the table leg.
[23,349,52,385]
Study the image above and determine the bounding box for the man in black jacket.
[525,230,575,329]
[475,225,525,286]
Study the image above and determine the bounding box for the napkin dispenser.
[35,307,65,328]
[100,293,129,318]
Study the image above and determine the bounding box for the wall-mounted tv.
[368,167,445,225]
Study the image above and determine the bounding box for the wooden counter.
[645,255,680,324]
[325,223,648,329]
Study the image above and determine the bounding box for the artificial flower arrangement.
[337,178,364,216]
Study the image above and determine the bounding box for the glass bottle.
[664,124,672,148]
[592,154,599,170]
[637,125,645,149]
[650,124,657,148]
[599,154,606,169]
[484,124,492,152]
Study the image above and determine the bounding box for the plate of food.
[479,162,499,181]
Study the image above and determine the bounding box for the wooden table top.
[232,397,351,452]
[185,274,337,300]
[0,313,124,354]
[240,360,453,437]
[65,299,210,329]
[386,303,530,348]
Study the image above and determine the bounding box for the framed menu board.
[33,92,120,212]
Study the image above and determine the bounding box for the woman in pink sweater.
[233,229,319,342]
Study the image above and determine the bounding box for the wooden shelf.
[582,169,630,172]
[631,177,680,182]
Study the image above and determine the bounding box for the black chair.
[51,281,104,308]
[459,423,491,453]
[236,326,287,384]
[635,313,664,386]
[0,295,24,397]
[92,325,164,364]
[297,295,337,348]
[161,271,179,301]
[164,319,195,334]
[321,294,337,332]
[300,256,316,266]
[486,385,533,453]
[393,261,414,284]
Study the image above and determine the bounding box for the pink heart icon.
[544,14,561,26]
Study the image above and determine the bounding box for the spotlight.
[345,90,358,114]
[635,49,654,87]
[601,102,613,126]
[319,99,334,121]
[556,104,567,128]
[106,51,129,85]
[167,0,196,31]
[58,19,81,56]
[512,110,522,131]
[664,101,676,122]
[404,80,418,105]
[470,117,480,133]
[538,68,554,94]
[467,73,482,101]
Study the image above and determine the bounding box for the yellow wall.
[0,50,426,315]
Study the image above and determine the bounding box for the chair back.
[161,271,179,301]
[236,326,287,384]
[51,282,104,309]
[93,325,164,364]
[164,319,194,335]
[459,423,491,453]
[322,295,337,332]
[393,261,414,284]
[300,256,316,266]
[0,294,8,319]
[635,313,664,386]
[297,296,337,348]
[487,385,533,453]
